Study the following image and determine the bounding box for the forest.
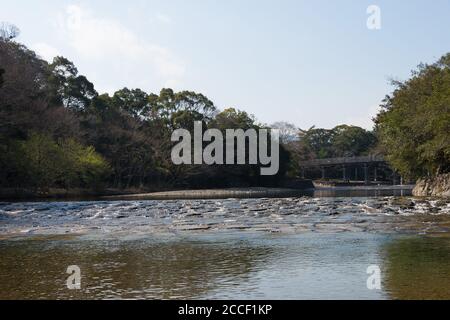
[1,23,448,196]
[375,54,450,180]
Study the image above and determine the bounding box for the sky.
[1,0,449,130]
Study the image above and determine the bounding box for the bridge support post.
[364,164,369,185]
[298,156,387,183]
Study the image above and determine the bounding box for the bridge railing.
[299,155,385,168]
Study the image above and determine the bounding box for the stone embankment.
[413,174,450,198]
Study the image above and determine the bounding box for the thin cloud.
[56,4,185,88]
[155,12,172,24]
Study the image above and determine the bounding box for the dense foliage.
[0,40,110,191]
[277,124,377,177]
[301,125,376,159]
[0,39,292,192]
[1,30,383,193]
[375,53,450,179]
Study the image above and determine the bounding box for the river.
[0,188,449,300]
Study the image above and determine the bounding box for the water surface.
[0,192,449,300]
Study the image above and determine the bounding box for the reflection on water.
[0,189,449,300]
[0,233,449,300]
[383,236,450,300]
[0,236,273,299]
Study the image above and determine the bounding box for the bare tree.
[0,22,20,41]
[271,121,302,144]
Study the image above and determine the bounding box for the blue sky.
[1,0,449,129]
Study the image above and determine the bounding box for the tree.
[148,88,217,128]
[210,108,258,130]
[0,41,80,140]
[17,133,62,190]
[83,93,158,188]
[14,133,109,191]
[297,125,376,159]
[302,128,334,159]
[0,40,53,139]
[0,22,20,41]
[207,108,290,186]
[48,57,97,111]
[271,122,301,144]
[0,68,4,88]
[0,41,108,191]
[331,125,376,157]
[112,88,149,118]
[375,53,450,179]
[58,138,110,189]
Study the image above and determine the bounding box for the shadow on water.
[382,236,450,300]
[311,187,413,198]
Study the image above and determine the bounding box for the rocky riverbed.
[1,196,449,239]
[1,194,450,300]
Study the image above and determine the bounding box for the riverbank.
[413,174,450,198]
[1,184,416,202]
[0,188,153,201]
[0,180,315,201]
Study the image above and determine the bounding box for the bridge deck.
[299,155,385,168]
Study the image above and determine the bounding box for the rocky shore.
[413,174,450,198]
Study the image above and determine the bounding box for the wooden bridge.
[298,155,398,184]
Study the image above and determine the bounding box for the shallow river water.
[0,190,449,299]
